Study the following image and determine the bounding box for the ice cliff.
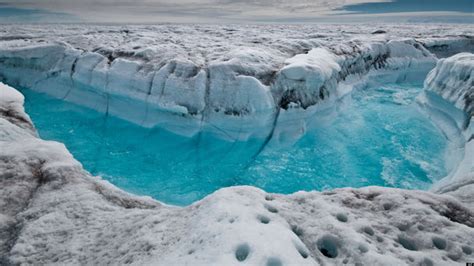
[1,48,474,265]
[424,53,474,119]
[0,24,472,139]
[418,53,474,206]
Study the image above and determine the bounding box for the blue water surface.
[339,0,473,14]
[21,83,448,206]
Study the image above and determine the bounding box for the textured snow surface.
[0,83,35,136]
[1,55,474,265]
[0,24,473,138]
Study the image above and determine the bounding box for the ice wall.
[425,53,474,119]
[0,37,444,139]
[418,53,474,203]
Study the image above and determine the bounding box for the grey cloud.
[0,0,471,23]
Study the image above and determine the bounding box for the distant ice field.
[21,81,449,206]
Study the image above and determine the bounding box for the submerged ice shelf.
[22,81,449,205]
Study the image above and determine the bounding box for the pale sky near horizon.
[0,0,472,23]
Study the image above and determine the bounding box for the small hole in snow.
[258,215,270,224]
[265,204,278,213]
[358,244,368,253]
[336,213,348,222]
[383,203,393,210]
[235,243,250,262]
[397,235,418,251]
[317,234,340,258]
[447,252,461,261]
[462,245,472,255]
[265,195,274,201]
[291,225,304,236]
[420,258,434,266]
[432,236,447,250]
[362,226,374,236]
[397,223,410,231]
[294,243,309,259]
[266,257,282,266]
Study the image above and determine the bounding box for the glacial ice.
[0,24,472,139]
[0,24,474,265]
[418,53,474,205]
[424,53,474,117]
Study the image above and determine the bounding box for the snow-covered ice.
[0,24,472,139]
[0,24,474,265]
[424,53,474,117]
[418,53,474,207]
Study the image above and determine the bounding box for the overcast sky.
[0,0,472,23]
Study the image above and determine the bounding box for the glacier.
[0,24,473,265]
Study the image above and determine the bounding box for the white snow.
[0,82,23,105]
[0,83,35,135]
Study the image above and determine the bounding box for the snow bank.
[274,48,341,109]
[0,83,35,135]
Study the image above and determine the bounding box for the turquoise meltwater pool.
[21,83,448,206]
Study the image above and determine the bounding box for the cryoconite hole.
[21,83,449,206]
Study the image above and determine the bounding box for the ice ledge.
[418,53,474,203]
[1,78,474,264]
[0,35,451,139]
[424,53,474,119]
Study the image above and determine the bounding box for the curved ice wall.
[418,53,474,198]
[0,25,472,140]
